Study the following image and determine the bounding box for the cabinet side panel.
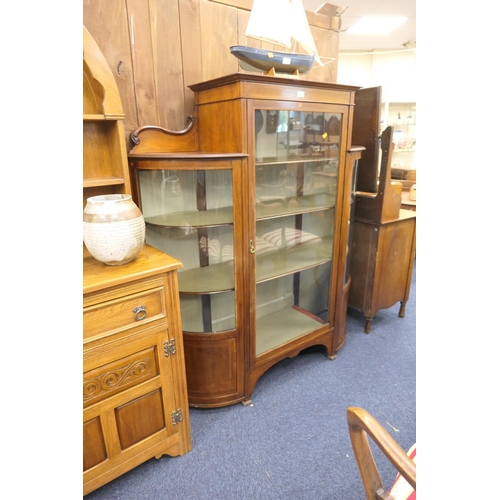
[348,221,377,314]
[161,270,193,454]
[198,100,246,152]
[372,219,415,311]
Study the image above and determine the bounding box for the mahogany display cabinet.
[129,73,362,407]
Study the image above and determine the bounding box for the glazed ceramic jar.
[83,194,145,265]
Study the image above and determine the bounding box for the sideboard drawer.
[84,286,166,340]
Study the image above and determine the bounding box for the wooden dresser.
[83,244,192,495]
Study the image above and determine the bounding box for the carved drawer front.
[83,347,159,408]
[84,286,166,340]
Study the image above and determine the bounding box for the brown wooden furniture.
[83,25,131,208]
[129,73,361,407]
[83,245,192,495]
[349,89,416,334]
[347,407,416,500]
[349,209,416,333]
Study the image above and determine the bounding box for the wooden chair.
[346,407,416,500]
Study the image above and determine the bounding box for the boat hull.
[230,45,314,75]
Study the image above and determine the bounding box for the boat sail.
[230,0,324,75]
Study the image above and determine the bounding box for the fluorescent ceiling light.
[346,16,408,35]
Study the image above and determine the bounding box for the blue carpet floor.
[85,264,416,499]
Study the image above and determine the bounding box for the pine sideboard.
[83,244,192,494]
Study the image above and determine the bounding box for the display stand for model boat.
[348,119,416,334]
[265,67,300,78]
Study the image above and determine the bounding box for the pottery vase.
[83,194,145,265]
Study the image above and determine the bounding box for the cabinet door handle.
[250,239,256,254]
[133,305,147,321]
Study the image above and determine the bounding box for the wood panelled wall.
[83,0,340,149]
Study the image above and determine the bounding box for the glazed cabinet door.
[248,101,350,378]
[129,156,246,407]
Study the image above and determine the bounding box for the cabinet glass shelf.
[256,193,335,220]
[177,261,234,294]
[256,305,326,356]
[145,206,234,227]
[255,235,333,283]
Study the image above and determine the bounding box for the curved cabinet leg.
[399,301,406,318]
[364,317,372,334]
[242,399,253,407]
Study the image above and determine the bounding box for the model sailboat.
[230,0,323,75]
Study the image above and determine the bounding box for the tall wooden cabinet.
[129,74,360,407]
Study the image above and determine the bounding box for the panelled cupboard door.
[83,328,182,492]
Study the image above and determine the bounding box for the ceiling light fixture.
[346,16,408,35]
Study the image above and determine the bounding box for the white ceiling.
[303,0,416,52]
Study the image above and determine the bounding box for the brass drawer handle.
[133,305,147,321]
